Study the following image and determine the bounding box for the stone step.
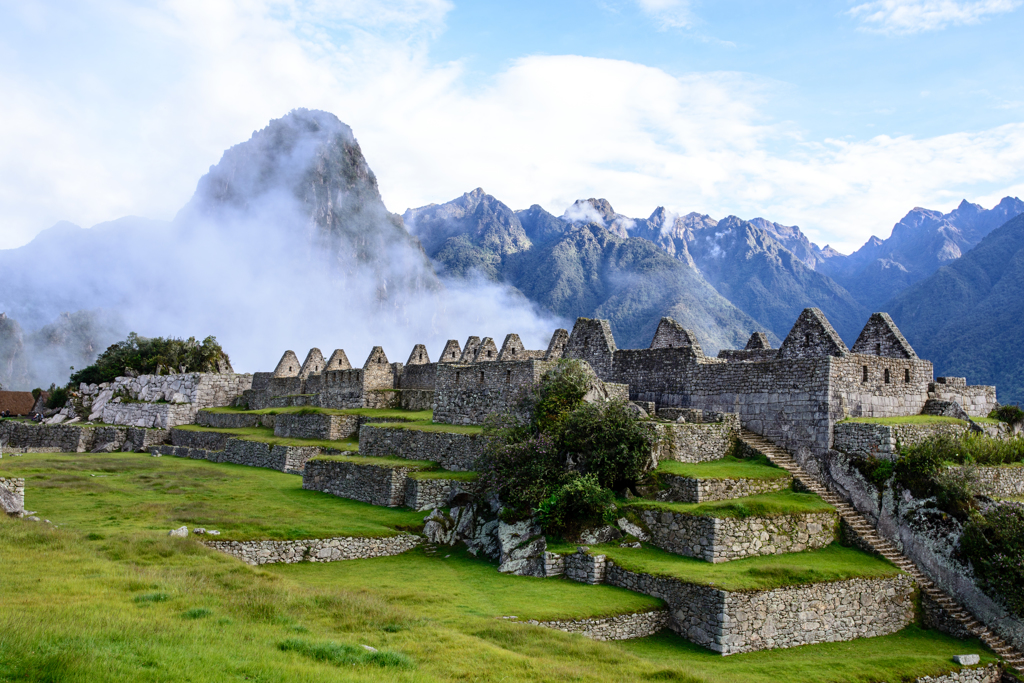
[738,429,1024,667]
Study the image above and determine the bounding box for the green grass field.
[655,454,789,480]
[545,542,902,592]
[0,453,423,540]
[626,491,833,519]
[0,452,1001,682]
[173,424,360,451]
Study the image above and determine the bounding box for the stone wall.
[654,473,792,503]
[197,411,274,429]
[928,379,999,418]
[526,610,670,641]
[125,427,169,452]
[403,477,480,511]
[170,428,231,451]
[432,360,555,425]
[153,441,319,475]
[274,413,359,441]
[1,421,99,452]
[399,362,437,391]
[636,508,837,562]
[100,402,199,430]
[599,557,915,654]
[653,414,739,464]
[0,477,25,516]
[833,421,975,458]
[358,425,486,471]
[302,458,412,507]
[950,465,1024,499]
[911,665,1001,683]
[205,534,421,565]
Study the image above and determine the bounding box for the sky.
[1,0,1023,254]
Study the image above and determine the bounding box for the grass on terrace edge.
[0,517,996,683]
[543,541,902,592]
[0,452,424,541]
[199,407,486,435]
[625,491,833,519]
[654,454,789,481]
[173,425,360,451]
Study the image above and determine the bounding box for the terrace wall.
[302,458,412,507]
[358,425,486,471]
[206,535,421,565]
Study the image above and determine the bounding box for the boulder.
[953,654,980,666]
[496,518,546,576]
[168,526,189,537]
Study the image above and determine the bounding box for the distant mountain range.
[1,109,1022,404]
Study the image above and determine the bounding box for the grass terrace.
[0,453,423,541]
[545,541,901,592]
[655,454,789,480]
[840,415,999,425]
[202,406,432,420]
[362,420,485,436]
[625,491,833,520]
[173,425,359,452]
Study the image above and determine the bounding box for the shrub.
[478,432,570,512]
[960,505,1024,618]
[522,359,592,433]
[854,455,895,489]
[555,399,656,492]
[893,446,944,500]
[933,465,979,521]
[989,404,1024,428]
[900,433,1024,467]
[31,388,42,402]
[536,473,615,537]
[69,332,230,386]
[44,384,69,410]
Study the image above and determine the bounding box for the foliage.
[960,505,1024,618]
[31,388,41,402]
[902,433,1024,467]
[989,404,1024,428]
[44,383,68,410]
[854,455,895,489]
[479,360,656,533]
[536,473,615,537]
[69,332,230,386]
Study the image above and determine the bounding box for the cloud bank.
[848,0,1022,34]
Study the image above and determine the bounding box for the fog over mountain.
[2,108,1023,402]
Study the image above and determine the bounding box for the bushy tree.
[69,333,230,386]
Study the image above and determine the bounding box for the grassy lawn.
[0,454,998,682]
[545,542,901,592]
[616,628,997,683]
[655,454,789,481]
[0,453,424,540]
[173,425,359,451]
[626,491,833,519]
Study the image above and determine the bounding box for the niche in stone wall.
[455,372,460,384]
[884,368,891,384]
[479,371,485,383]
[905,369,911,383]
[506,370,511,384]
[862,366,868,382]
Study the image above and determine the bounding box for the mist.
[0,109,567,389]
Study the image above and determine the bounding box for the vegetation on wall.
[69,333,230,386]
[960,505,1024,619]
[478,359,656,537]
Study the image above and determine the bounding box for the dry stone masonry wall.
[526,610,670,641]
[0,421,168,453]
[153,441,318,475]
[358,425,485,471]
[654,473,792,503]
[205,534,421,565]
[302,458,412,506]
[0,477,25,516]
[637,508,837,562]
[274,413,359,440]
[653,415,740,464]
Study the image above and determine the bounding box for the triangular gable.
[299,348,326,378]
[851,313,918,359]
[363,346,390,368]
[498,334,526,361]
[650,317,701,353]
[745,332,771,350]
[273,350,300,377]
[406,344,431,365]
[544,328,569,360]
[474,337,499,362]
[439,339,462,363]
[459,336,481,363]
[325,349,351,371]
[779,308,849,359]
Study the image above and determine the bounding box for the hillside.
[887,212,1024,405]
[406,190,775,352]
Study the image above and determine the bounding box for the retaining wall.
[637,508,837,562]
[302,458,412,506]
[527,610,670,641]
[274,413,359,441]
[196,411,274,429]
[205,535,421,565]
[170,428,231,451]
[951,465,1024,499]
[358,425,485,472]
[653,414,739,464]
[834,422,973,458]
[655,473,792,503]
[403,477,480,511]
[153,441,319,475]
[0,477,25,516]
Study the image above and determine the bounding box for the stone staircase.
[739,430,1024,670]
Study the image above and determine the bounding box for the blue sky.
[1,0,1022,253]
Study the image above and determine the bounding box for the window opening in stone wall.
[506,370,511,384]
[487,350,492,358]
[479,371,485,383]
[805,334,812,346]
[884,368,890,384]
[905,369,911,383]
[455,372,460,384]
[862,366,868,382]
[875,343,881,355]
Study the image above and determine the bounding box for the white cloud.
[848,0,1022,34]
[632,0,695,28]
[0,0,1023,258]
